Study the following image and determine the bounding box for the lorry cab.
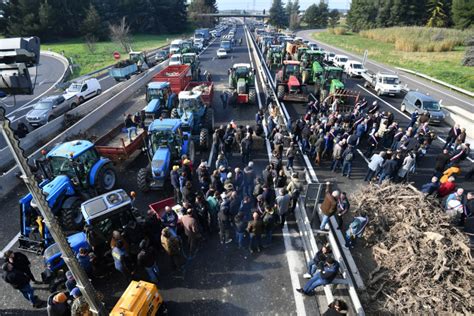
[170,39,183,55]
[169,54,183,66]
[401,91,445,124]
[220,40,232,52]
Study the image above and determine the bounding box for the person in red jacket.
[438,176,456,198]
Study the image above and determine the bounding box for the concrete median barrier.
[0,61,168,199]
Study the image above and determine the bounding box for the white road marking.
[245,24,307,316]
[0,232,20,258]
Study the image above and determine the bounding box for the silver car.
[26,95,76,127]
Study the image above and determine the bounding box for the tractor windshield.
[235,67,249,78]
[285,64,300,76]
[48,148,99,182]
[148,88,164,100]
[327,69,343,80]
[150,130,174,152]
[182,55,194,64]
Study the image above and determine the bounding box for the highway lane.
[297,30,473,113]
[2,54,67,121]
[0,25,315,315]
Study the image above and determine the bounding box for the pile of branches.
[351,182,473,314]
[113,59,135,68]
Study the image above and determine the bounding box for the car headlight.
[42,113,48,118]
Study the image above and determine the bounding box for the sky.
[216,0,350,10]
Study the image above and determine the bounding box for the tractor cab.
[296,46,309,61]
[182,53,200,80]
[137,119,192,190]
[129,51,149,71]
[283,60,301,79]
[176,91,206,133]
[323,66,345,92]
[43,189,141,271]
[276,60,309,102]
[228,63,256,104]
[144,81,176,124]
[180,40,195,54]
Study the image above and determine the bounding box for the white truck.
[361,71,402,96]
[345,60,366,78]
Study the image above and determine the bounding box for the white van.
[64,78,101,104]
[345,60,366,77]
[169,54,183,66]
[170,39,183,55]
[334,54,349,69]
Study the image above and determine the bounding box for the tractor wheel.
[170,108,179,118]
[248,88,256,104]
[96,164,117,193]
[60,198,83,232]
[137,168,152,192]
[204,108,214,130]
[277,85,285,100]
[377,89,382,96]
[199,128,209,150]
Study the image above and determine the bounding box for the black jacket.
[3,268,29,289]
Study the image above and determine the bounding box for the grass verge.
[43,34,183,77]
[313,31,474,92]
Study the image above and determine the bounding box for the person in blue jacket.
[297,256,340,295]
[345,212,369,249]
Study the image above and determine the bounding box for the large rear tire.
[96,164,117,193]
[137,168,152,192]
[277,85,285,100]
[199,128,209,150]
[248,88,256,104]
[204,108,214,130]
[60,198,83,232]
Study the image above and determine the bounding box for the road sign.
[362,50,368,66]
[113,51,121,60]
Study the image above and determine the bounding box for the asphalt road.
[0,25,317,315]
[2,54,67,122]
[297,30,473,113]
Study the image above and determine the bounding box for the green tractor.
[266,45,284,70]
[318,66,345,101]
[300,50,325,85]
[228,63,256,104]
[182,53,200,81]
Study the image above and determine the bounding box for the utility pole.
[0,107,107,316]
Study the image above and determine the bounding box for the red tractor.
[275,60,309,102]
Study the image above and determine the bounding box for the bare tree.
[84,35,97,54]
[109,17,132,52]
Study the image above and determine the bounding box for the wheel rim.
[103,169,116,190]
[73,207,83,226]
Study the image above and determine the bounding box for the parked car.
[63,78,101,104]
[345,60,366,77]
[26,94,78,127]
[333,54,349,69]
[217,48,227,59]
[308,43,318,51]
[169,54,183,66]
[401,91,446,124]
[324,52,336,64]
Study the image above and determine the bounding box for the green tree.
[289,0,300,30]
[426,0,451,27]
[452,0,474,29]
[81,4,106,40]
[328,9,340,28]
[304,4,320,28]
[347,0,378,31]
[188,0,216,28]
[268,0,287,29]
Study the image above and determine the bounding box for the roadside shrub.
[360,26,472,52]
[333,27,347,35]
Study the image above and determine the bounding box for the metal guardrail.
[395,67,474,98]
[245,25,365,315]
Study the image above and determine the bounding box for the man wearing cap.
[70,287,91,316]
[47,291,70,316]
[3,262,42,308]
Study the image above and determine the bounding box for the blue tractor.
[137,118,195,191]
[19,140,117,253]
[43,189,140,272]
[170,90,214,149]
[143,81,177,126]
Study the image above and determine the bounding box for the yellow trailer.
[110,281,166,316]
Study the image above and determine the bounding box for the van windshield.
[423,101,440,111]
[383,77,399,85]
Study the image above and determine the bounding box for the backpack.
[345,151,354,161]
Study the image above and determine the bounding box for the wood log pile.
[351,182,473,314]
